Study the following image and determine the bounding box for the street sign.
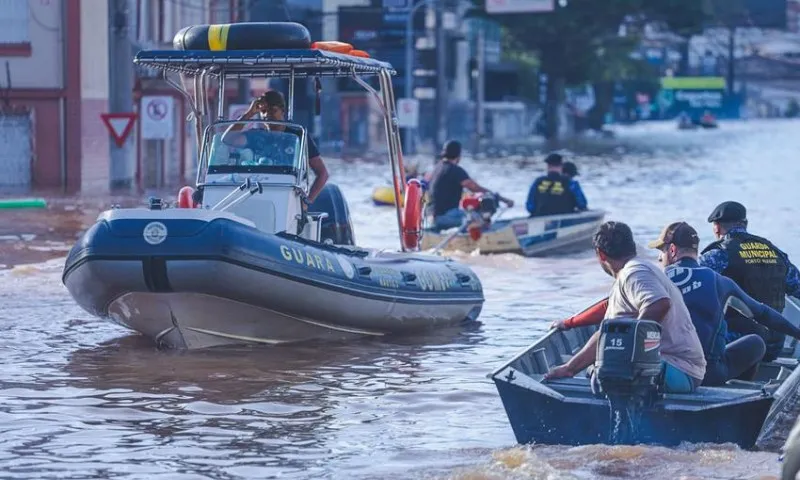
[486,0,555,14]
[101,112,137,148]
[396,98,420,128]
[141,95,174,140]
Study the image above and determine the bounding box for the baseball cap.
[647,221,700,250]
[707,201,746,223]
[441,140,462,160]
[563,161,579,176]
[544,153,563,166]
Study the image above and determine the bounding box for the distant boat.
[421,206,606,257]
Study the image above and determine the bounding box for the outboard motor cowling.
[594,318,663,445]
[477,194,498,222]
[308,183,356,246]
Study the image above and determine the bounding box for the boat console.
[196,120,325,240]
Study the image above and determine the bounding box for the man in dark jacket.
[651,221,800,384]
[525,153,578,217]
[699,201,800,360]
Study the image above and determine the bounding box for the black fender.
[173,22,311,51]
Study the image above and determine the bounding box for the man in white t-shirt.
[544,221,707,393]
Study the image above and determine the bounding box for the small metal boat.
[489,296,800,449]
[419,193,606,257]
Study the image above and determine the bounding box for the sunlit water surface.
[1,119,799,479]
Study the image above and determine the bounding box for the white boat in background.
[420,204,606,257]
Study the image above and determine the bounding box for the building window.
[0,0,31,56]
[0,0,30,43]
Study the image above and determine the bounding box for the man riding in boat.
[525,153,579,217]
[700,110,717,128]
[544,221,707,393]
[424,140,513,232]
[223,90,330,207]
[650,222,800,385]
[699,201,800,361]
[550,221,800,387]
[562,161,588,212]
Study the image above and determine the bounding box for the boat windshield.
[204,120,305,176]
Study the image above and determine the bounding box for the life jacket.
[665,260,727,363]
[701,230,788,311]
[531,172,577,216]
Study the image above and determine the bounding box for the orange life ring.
[460,195,480,211]
[349,49,370,58]
[311,41,353,54]
[177,186,196,208]
[402,179,423,250]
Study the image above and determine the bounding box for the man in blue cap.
[525,153,579,217]
[699,200,800,360]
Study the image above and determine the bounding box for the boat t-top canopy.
[134,49,396,78]
[132,22,411,251]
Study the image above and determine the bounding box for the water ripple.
[0,119,797,479]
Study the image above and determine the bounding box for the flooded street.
[1,119,799,479]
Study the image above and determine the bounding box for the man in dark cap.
[562,161,588,212]
[545,220,706,393]
[425,140,513,231]
[551,220,800,386]
[525,153,579,217]
[699,201,800,360]
[651,221,800,384]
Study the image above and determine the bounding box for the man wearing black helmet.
[425,140,514,231]
[562,161,588,212]
[525,153,579,217]
[699,200,800,360]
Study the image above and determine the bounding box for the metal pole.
[435,2,447,151]
[727,26,735,96]
[288,69,295,121]
[475,23,485,157]
[404,0,434,156]
[108,0,135,190]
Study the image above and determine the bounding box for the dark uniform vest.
[701,231,788,311]
[666,262,727,364]
[531,172,577,216]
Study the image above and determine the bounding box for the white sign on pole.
[396,98,420,129]
[485,0,555,14]
[141,95,174,140]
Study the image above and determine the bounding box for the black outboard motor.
[308,183,356,246]
[477,194,498,223]
[593,318,663,445]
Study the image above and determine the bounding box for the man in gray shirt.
[545,221,707,393]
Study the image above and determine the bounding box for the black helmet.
[563,161,579,177]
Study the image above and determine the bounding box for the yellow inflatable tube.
[372,186,403,206]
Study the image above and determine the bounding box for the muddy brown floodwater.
[0,119,798,479]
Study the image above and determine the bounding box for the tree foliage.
[472,0,711,84]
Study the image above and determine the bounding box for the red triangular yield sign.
[101,112,137,147]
